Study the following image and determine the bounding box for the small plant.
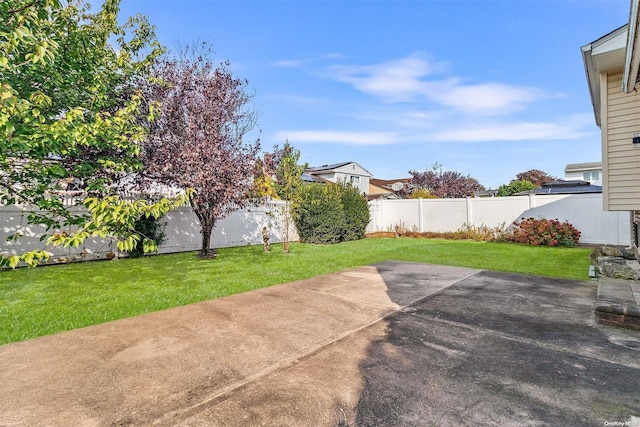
[127,216,167,258]
[503,217,581,246]
[379,222,506,241]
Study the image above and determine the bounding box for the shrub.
[503,217,581,246]
[496,180,537,196]
[409,189,438,199]
[292,183,370,244]
[293,184,346,244]
[127,215,167,257]
[340,183,371,241]
[383,222,507,242]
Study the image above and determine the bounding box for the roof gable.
[582,25,628,127]
[306,161,372,177]
[564,162,602,173]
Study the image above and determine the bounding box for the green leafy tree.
[273,142,306,252]
[1,0,188,267]
[496,180,537,197]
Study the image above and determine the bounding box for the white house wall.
[333,163,371,195]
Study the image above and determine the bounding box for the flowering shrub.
[505,217,581,246]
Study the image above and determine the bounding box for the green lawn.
[0,238,592,345]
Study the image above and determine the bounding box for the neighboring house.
[582,0,640,243]
[515,179,602,195]
[564,162,602,186]
[368,178,411,201]
[475,189,499,198]
[304,162,372,195]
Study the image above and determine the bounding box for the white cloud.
[270,114,596,147]
[327,52,443,102]
[272,59,304,68]
[325,52,544,115]
[431,117,595,142]
[273,130,398,145]
[423,79,540,114]
[272,53,346,68]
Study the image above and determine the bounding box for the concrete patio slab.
[1,262,639,426]
[0,261,478,426]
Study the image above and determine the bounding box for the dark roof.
[516,179,602,195]
[305,162,353,173]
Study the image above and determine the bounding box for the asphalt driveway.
[1,261,639,426]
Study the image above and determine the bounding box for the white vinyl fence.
[367,194,631,246]
[1,200,297,264]
[1,193,631,265]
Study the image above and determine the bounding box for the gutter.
[624,0,640,93]
[581,42,601,126]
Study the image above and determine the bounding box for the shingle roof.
[564,162,602,172]
[305,162,353,173]
[516,180,602,195]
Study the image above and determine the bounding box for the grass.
[0,238,592,345]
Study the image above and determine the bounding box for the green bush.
[127,215,167,257]
[292,183,369,244]
[503,217,581,246]
[340,183,371,241]
[496,180,537,196]
[293,184,346,244]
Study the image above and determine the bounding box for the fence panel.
[367,194,630,246]
[1,200,297,263]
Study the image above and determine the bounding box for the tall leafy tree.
[273,142,305,252]
[406,164,484,198]
[515,169,555,187]
[1,0,187,267]
[141,51,260,258]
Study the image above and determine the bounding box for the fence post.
[418,198,424,232]
[466,197,472,225]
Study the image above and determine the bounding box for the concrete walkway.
[1,261,639,426]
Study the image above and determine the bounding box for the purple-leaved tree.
[406,164,485,198]
[141,51,260,258]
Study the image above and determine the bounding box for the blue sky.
[116,0,629,189]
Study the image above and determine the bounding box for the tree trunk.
[283,200,290,253]
[195,207,217,258]
[200,226,216,257]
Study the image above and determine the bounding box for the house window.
[349,175,360,185]
[583,171,600,182]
